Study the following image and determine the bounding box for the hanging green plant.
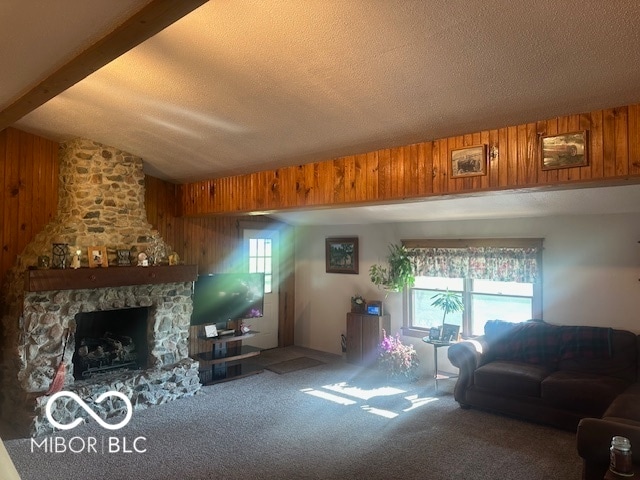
[369,243,416,293]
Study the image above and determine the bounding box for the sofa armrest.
[447,336,491,403]
[447,336,491,370]
[577,417,640,464]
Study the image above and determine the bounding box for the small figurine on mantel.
[137,252,149,267]
[71,248,81,269]
[168,252,180,266]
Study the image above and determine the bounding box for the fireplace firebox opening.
[72,307,150,380]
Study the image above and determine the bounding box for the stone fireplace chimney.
[14,137,168,265]
[0,138,200,437]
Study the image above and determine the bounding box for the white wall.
[293,212,640,374]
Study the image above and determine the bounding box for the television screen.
[191,273,265,326]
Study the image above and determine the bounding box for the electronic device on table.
[366,301,383,315]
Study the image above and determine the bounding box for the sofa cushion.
[474,360,551,397]
[603,392,640,422]
[557,328,637,382]
[542,371,630,415]
[490,321,561,366]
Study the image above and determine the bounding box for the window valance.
[411,246,541,283]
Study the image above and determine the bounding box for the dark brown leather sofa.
[447,320,640,478]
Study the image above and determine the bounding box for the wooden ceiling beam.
[0,0,208,131]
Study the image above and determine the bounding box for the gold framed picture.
[450,144,487,178]
[88,246,108,268]
[540,130,588,170]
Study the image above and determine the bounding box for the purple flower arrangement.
[378,329,419,380]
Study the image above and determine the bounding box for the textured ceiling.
[4,1,640,224]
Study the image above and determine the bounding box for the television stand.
[193,324,263,385]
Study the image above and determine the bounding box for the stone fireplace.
[0,138,201,437]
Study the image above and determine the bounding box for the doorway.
[242,228,279,350]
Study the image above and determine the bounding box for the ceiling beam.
[0,0,208,131]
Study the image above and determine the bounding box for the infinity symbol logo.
[45,391,133,431]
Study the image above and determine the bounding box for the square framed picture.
[441,323,460,343]
[204,325,218,338]
[88,246,108,268]
[450,144,487,178]
[541,130,588,170]
[325,237,359,274]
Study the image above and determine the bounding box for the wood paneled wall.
[145,175,249,274]
[145,177,296,347]
[0,128,58,287]
[144,175,181,252]
[180,104,640,216]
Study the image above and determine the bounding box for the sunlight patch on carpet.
[322,382,406,400]
[300,388,357,405]
[299,379,439,420]
[403,394,439,412]
[362,406,398,419]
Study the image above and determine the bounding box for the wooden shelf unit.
[193,326,263,385]
[346,312,390,366]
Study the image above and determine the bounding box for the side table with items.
[422,338,459,393]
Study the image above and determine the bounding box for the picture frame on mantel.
[540,130,588,170]
[325,237,359,274]
[88,246,108,268]
[450,144,487,178]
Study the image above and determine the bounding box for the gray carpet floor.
[3,347,582,480]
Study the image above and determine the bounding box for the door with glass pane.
[242,229,279,349]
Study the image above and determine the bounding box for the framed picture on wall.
[88,246,108,268]
[540,130,588,170]
[325,237,359,274]
[450,144,487,178]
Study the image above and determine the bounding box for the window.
[470,279,534,335]
[248,237,273,293]
[404,239,542,338]
[410,277,535,337]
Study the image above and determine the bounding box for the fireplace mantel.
[25,264,198,292]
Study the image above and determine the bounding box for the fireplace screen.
[73,307,150,380]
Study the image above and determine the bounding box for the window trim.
[402,238,543,338]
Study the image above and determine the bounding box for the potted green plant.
[430,289,464,339]
[369,243,416,293]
